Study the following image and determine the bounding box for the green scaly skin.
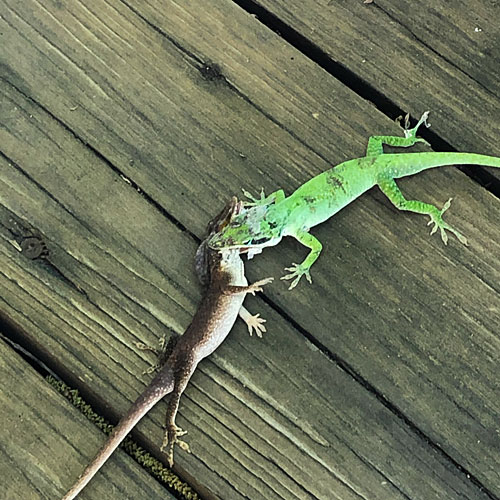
[209,112,500,289]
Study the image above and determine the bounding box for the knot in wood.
[21,237,47,259]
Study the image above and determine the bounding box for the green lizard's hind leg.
[280,230,322,289]
[377,177,468,245]
[366,111,430,156]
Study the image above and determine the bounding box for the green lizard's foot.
[427,198,468,246]
[242,188,285,207]
[280,263,312,290]
[403,111,430,145]
[161,424,191,467]
[242,187,267,207]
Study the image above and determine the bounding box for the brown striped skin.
[62,198,272,499]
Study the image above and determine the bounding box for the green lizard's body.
[274,151,500,230]
[208,112,500,288]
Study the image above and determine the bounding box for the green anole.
[62,197,272,499]
[208,112,500,289]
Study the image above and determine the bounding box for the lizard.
[62,196,273,499]
[208,111,500,289]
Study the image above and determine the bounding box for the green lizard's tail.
[387,152,500,178]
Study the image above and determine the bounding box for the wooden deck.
[1,1,499,499]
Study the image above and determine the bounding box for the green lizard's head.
[208,205,282,259]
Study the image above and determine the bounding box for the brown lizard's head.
[207,203,283,258]
[195,197,244,286]
[205,196,243,235]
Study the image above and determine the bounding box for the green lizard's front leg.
[377,177,468,245]
[366,111,430,156]
[280,230,322,289]
[242,187,285,207]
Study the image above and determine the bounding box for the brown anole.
[62,197,272,499]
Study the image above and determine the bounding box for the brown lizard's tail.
[62,368,174,500]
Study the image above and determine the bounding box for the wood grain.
[1,0,499,498]
[1,81,495,498]
[254,0,500,174]
[0,339,177,500]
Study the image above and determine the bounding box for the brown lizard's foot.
[136,335,167,355]
[248,277,274,295]
[245,313,267,337]
[136,339,163,374]
[161,424,191,467]
[136,335,178,374]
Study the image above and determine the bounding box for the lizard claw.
[136,336,168,374]
[426,198,468,246]
[136,335,176,374]
[161,424,191,468]
[244,313,267,337]
[135,341,160,356]
[404,111,430,141]
[242,187,266,207]
[280,263,312,289]
[249,277,274,295]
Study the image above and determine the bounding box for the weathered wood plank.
[253,0,500,175]
[1,0,500,497]
[0,339,177,500]
[377,0,499,91]
[1,0,395,240]
[1,81,494,499]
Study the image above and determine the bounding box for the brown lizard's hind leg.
[161,367,194,467]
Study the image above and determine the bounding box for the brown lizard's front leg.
[224,277,273,296]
